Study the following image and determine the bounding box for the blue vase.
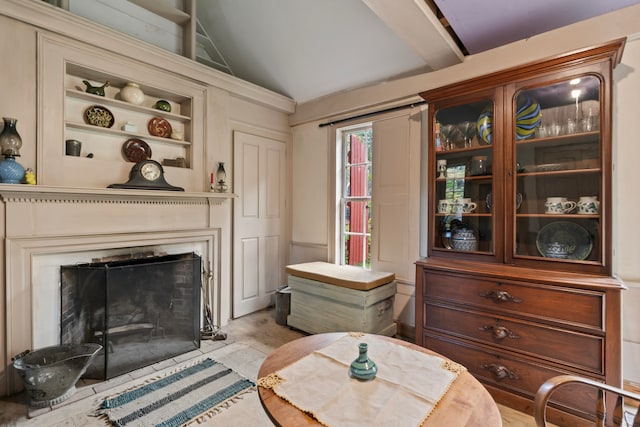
[0,157,25,184]
[349,342,377,381]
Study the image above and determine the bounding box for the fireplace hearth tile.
[91,373,135,394]
[27,405,51,418]
[149,358,176,372]
[126,364,156,380]
[173,348,206,364]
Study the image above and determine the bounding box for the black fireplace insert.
[60,252,201,379]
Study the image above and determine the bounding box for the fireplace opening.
[60,252,202,380]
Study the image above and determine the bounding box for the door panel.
[233,131,286,317]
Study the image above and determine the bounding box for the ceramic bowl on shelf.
[452,228,478,251]
[153,100,172,112]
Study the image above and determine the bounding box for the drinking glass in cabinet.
[518,76,600,140]
[435,99,493,151]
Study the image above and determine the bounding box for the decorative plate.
[148,117,172,138]
[84,105,114,128]
[122,138,152,163]
[536,221,593,260]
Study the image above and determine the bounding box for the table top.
[257,332,502,426]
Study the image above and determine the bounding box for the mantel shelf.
[0,184,236,202]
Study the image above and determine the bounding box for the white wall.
[68,0,183,54]
[612,35,640,385]
[0,0,294,396]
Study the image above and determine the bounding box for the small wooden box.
[285,262,397,336]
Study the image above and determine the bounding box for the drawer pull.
[479,325,520,340]
[482,363,519,380]
[479,290,523,304]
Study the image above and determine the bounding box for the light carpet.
[98,358,255,427]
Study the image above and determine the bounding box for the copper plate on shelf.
[148,117,172,138]
[122,138,152,163]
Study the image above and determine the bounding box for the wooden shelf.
[515,131,599,146]
[66,121,191,147]
[516,213,599,219]
[66,89,191,123]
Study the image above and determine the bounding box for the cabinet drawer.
[423,271,604,331]
[424,332,599,419]
[424,303,603,374]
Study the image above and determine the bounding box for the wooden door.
[233,131,287,317]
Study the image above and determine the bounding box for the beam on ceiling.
[361,0,464,70]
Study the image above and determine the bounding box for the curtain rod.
[318,100,427,128]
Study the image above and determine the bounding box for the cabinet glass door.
[513,76,601,264]
[433,99,495,255]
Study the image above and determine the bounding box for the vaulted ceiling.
[196,0,640,103]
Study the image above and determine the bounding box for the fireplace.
[60,252,202,379]
[0,186,229,396]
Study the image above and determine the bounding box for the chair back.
[534,375,640,427]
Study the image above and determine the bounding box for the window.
[338,125,372,269]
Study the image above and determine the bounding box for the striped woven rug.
[98,358,255,427]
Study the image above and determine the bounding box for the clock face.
[140,162,161,181]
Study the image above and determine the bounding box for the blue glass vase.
[0,118,25,184]
[349,342,377,381]
[0,157,25,184]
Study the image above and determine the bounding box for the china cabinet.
[415,39,626,425]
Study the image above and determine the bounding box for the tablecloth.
[257,333,466,426]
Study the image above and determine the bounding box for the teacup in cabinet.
[457,198,477,213]
[577,196,600,214]
[438,199,453,214]
[544,197,576,214]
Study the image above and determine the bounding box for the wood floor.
[0,307,543,426]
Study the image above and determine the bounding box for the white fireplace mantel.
[0,184,234,396]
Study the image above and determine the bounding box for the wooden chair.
[534,375,640,427]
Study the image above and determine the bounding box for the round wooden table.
[257,332,502,426]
